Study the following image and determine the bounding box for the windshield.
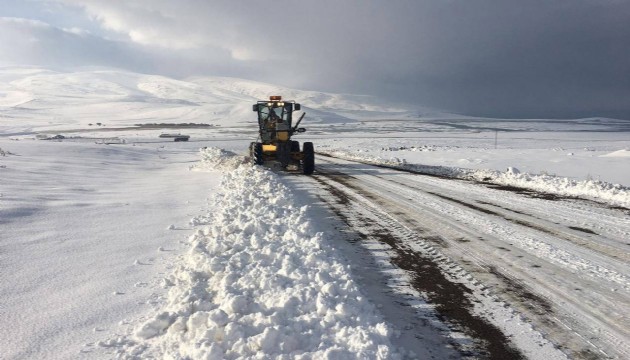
[258,105,287,122]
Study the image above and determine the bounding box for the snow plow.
[250,96,314,174]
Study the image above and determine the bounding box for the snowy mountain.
[0,66,436,137]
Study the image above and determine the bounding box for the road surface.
[287,155,630,359]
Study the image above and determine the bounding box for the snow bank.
[601,149,630,158]
[321,149,630,208]
[469,167,630,208]
[116,148,397,359]
[194,147,248,170]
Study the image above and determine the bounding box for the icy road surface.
[284,155,630,359]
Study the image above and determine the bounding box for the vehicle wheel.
[302,142,314,175]
[249,142,256,157]
[253,142,264,165]
[290,140,300,152]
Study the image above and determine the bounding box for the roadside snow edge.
[115,147,398,359]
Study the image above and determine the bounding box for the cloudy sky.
[1,0,629,119]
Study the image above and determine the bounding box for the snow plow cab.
[250,96,314,174]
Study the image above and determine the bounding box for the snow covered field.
[1,67,629,359]
[314,132,630,208]
[0,139,224,359]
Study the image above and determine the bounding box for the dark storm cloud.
[371,1,630,119]
[3,0,630,119]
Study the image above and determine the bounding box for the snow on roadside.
[195,147,249,171]
[112,147,398,359]
[320,149,630,208]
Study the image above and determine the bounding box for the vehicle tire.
[302,142,314,175]
[290,140,300,152]
[253,142,264,165]
[249,142,256,158]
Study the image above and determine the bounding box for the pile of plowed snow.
[320,149,630,208]
[194,146,249,171]
[112,147,397,359]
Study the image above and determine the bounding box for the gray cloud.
[0,16,249,77]
[3,1,630,119]
[0,17,146,70]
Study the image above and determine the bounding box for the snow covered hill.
[0,66,425,137]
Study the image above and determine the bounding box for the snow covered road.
[285,155,630,359]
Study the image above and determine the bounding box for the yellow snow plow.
[250,96,314,174]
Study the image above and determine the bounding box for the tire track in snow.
[309,169,564,360]
[309,157,630,359]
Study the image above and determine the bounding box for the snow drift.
[320,149,630,208]
[114,148,397,359]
